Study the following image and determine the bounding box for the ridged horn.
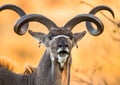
[0,4,28,35]
[14,14,58,34]
[86,5,115,35]
[64,14,103,36]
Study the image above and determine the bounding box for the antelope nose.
[58,39,68,49]
[58,44,68,49]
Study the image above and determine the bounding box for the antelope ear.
[28,30,46,43]
[73,31,86,42]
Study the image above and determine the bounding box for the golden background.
[0,0,120,85]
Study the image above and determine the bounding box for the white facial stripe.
[53,35,70,39]
[57,48,70,53]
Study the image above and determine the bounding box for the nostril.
[58,45,62,48]
[65,45,68,47]
[58,44,68,48]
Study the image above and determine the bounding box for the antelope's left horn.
[86,5,114,35]
[64,14,103,36]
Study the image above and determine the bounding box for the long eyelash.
[76,44,78,48]
[74,38,79,48]
[38,42,41,48]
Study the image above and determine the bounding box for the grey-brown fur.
[0,4,114,85]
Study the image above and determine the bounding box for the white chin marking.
[60,63,64,68]
[58,54,69,68]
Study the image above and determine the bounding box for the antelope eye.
[48,35,53,40]
[70,36,73,40]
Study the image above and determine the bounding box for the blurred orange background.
[0,0,120,85]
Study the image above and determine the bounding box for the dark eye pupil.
[49,36,52,40]
[70,37,73,40]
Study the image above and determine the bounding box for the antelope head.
[14,14,103,69]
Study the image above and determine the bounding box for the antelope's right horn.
[0,4,29,35]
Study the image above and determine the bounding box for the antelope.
[0,4,114,85]
[24,5,115,75]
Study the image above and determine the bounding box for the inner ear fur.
[73,31,86,42]
[28,30,46,43]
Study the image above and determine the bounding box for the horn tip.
[28,30,34,35]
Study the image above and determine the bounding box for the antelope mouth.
[58,50,69,56]
[57,48,70,68]
[57,49,70,57]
